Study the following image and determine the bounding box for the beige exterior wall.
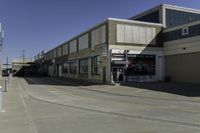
[65,43,109,82]
[164,36,200,56]
[108,20,162,46]
[44,19,165,83]
[54,23,109,83]
[108,20,164,82]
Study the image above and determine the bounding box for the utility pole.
[22,50,25,65]
[6,57,9,76]
[6,57,8,69]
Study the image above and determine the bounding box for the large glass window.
[91,56,100,75]
[69,61,77,74]
[79,59,88,74]
[166,9,200,27]
[134,10,160,23]
[62,62,69,74]
[127,55,156,76]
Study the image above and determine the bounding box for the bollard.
[0,86,2,110]
[4,80,7,92]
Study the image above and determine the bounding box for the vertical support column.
[161,6,166,28]
[125,50,129,82]
[157,52,165,81]
[109,49,113,84]
[161,55,165,81]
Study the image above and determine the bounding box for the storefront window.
[91,56,100,75]
[79,59,88,74]
[69,60,77,74]
[62,62,69,74]
[127,55,156,76]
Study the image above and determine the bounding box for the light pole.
[22,50,25,76]
[0,23,5,112]
[125,50,129,82]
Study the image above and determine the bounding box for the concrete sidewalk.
[0,78,32,133]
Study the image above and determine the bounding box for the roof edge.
[129,4,200,20]
[108,17,163,27]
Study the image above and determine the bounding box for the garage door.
[165,52,200,84]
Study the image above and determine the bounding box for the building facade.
[35,4,200,84]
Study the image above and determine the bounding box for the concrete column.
[156,53,165,81]
[162,7,166,28]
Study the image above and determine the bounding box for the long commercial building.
[35,4,200,84]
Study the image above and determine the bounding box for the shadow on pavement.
[24,77,200,97]
[24,77,103,87]
[120,82,200,97]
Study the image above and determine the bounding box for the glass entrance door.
[112,67,124,82]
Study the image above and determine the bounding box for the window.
[57,47,62,57]
[53,49,57,58]
[91,25,106,50]
[69,40,77,53]
[69,61,77,74]
[62,62,69,74]
[79,59,88,74]
[116,24,157,45]
[78,34,89,50]
[62,43,68,55]
[91,56,100,75]
[166,9,200,27]
[134,10,160,23]
[182,27,189,36]
[127,55,156,76]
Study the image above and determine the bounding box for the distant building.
[12,58,34,76]
[34,4,200,84]
[1,64,12,76]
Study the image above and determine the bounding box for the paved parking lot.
[1,77,200,133]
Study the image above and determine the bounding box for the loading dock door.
[165,52,200,84]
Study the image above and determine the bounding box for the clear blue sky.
[0,0,200,63]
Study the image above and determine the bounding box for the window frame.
[91,56,101,75]
[182,27,189,36]
[79,58,88,75]
[69,60,77,74]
